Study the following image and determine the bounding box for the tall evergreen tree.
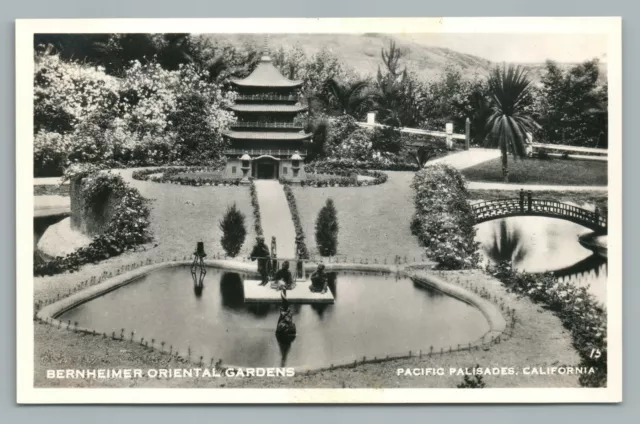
[219,203,247,257]
[315,198,339,257]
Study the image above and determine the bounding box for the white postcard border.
[16,17,623,404]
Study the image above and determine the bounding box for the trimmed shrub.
[410,164,479,269]
[315,198,339,256]
[219,203,247,257]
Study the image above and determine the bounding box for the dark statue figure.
[249,236,270,285]
[191,241,207,296]
[275,289,296,343]
[272,260,295,290]
[309,263,328,293]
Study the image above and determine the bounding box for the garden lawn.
[291,171,426,262]
[461,157,608,186]
[33,168,257,302]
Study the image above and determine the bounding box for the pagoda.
[222,45,311,182]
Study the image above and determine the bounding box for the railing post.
[519,189,524,213]
[527,191,532,212]
[464,118,471,151]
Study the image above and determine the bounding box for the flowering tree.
[34,53,120,135]
[34,51,236,174]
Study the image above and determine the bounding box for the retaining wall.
[69,176,120,236]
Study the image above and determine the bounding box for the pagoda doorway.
[254,157,279,180]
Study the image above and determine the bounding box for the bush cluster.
[281,183,310,259]
[34,173,151,276]
[488,262,607,388]
[248,180,264,237]
[410,164,480,269]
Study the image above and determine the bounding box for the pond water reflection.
[59,266,490,368]
[475,216,607,303]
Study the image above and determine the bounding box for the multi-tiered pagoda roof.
[224,53,311,157]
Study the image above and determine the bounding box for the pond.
[58,267,490,368]
[476,216,607,303]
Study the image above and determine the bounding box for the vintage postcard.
[16,17,622,403]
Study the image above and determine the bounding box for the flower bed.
[410,164,480,269]
[308,158,419,172]
[248,180,264,238]
[488,262,607,388]
[301,164,388,188]
[281,183,310,259]
[34,172,151,276]
[131,165,242,186]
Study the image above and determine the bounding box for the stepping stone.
[243,279,334,304]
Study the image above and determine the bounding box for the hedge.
[248,180,264,238]
[281,183,310,259]
[410,164,480,269]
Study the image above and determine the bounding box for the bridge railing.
[471,191,607,231]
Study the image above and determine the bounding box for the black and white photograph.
[16,17,622,403]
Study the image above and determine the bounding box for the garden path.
[253,180,297,259]
[427,148,501,170]
[34,195,70,217]
[427,148,608,192]
[467,181,608,192]
[34,176,66,185]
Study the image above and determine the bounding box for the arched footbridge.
[471,190,607,234]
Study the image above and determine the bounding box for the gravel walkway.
[254,180,296,258]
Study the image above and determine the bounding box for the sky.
[401,33,608,63]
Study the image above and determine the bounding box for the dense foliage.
[315,198,339,256]
[536,59,608,148]
[34,51,236,176]
[34,173,151,276]
[489,262,607,387]
[410,164,480,269]
[219,203,247,257]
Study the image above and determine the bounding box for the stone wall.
[69,176,120,236]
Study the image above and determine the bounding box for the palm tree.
[485,65,539,182]
[323,78,370,116]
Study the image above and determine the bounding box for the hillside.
[201,33,607,84]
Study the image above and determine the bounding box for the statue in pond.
[249,236,270,286]
[272,260,295,290]
[309,263,328,294]
[275,289,296,342]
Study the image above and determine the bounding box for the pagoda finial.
[261,34,272,62]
